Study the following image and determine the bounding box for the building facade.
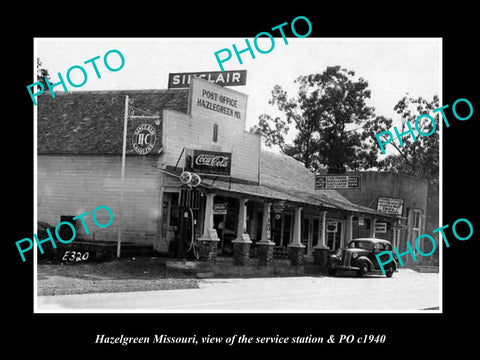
[37,77,395,266]
[336,172,439,266]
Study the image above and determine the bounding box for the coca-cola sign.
[192,150,231,176]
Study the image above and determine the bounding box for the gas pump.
[177,171,202,260]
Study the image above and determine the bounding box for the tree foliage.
[250,66,380,173]
[376,95,439,181]
[250,66,439,182]
[36,58,51,89]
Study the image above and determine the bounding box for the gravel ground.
[37,257,200,296]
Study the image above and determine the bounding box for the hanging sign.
[358,215,365,226]
[132,124,156,155]
[272,200,286,213]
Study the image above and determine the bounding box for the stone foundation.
[197,239,219,263]
[313,247,330,270]
[232,241,251,266]
[289,246,305,266]
[256,242,275,266]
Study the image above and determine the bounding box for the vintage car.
[328,238,398,277]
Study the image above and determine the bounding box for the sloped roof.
[37,89,189,154]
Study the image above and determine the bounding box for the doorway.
[301,215,321,255]
[326,220,344,250]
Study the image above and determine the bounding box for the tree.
[250,66,379,173]
[375,95,439,181]
[36,58,51,90]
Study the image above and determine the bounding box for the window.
[412,209,422,238]
[213,123,218,142]
[412,209,422,252]
[169,193,180,227]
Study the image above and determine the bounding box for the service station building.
[37,73,399,271]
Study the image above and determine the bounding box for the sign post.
[117,96,130,258]
[117,96,162,258]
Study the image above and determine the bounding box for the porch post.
[313,210,329,270]
[257,201,275,265]
[288,206,305,265]
[232,198,252,265]
[347,214,354,242]
[370,218,377,238]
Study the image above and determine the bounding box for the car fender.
[355,256,375,270]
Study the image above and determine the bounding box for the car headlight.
[336,249,342,257]
[352,253,358,259]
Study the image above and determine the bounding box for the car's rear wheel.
[357,262,369,277]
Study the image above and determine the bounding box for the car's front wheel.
[357,262,369,277]
[328,267,336,276]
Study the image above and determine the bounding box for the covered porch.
[191,177,394,268]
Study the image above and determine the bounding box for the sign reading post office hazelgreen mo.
[189,77,247,121]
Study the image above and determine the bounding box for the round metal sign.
[132,124,156,155]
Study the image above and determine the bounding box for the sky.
[35,37,441,149]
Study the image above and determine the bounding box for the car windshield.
[348,240,375,250]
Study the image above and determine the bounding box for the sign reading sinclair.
[168,70,247,89]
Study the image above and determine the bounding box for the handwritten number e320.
[62,251,89,261]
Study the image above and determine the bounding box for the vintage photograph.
[33,37,441,312]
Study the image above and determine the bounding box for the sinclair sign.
[168,70,247,88]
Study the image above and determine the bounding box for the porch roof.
[162,148,394,219]
[199,177,388,217]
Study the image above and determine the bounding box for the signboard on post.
[315,175,360,190]
[207,228,219,240]
[326,221,338,232]
[374,222,387,233]
[377,197,404,216]
[168,70,247,89]
[213,203,228,215]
